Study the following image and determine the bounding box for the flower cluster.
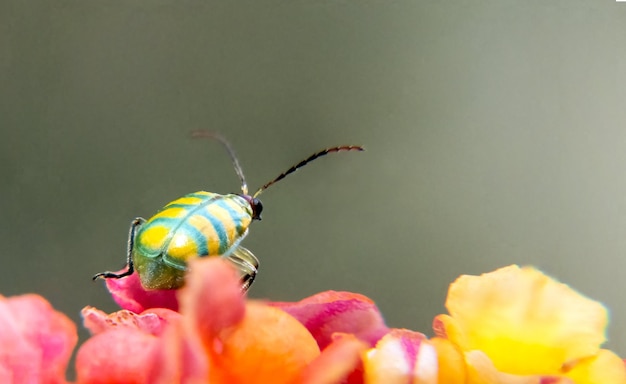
[1,259,625,383]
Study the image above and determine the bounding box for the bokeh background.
[2,0,626,359]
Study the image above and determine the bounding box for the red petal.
[300,333,367,384]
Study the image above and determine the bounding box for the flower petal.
[178,258,246,341]
[272,291,389,349]
[464,350,573,384]
[81,306,180,336]
[145,321,209,384]
[443,265,608,375]
[76,328,158,384]
[301,333,368,384]
[0,294,77,384]
[210,302,320,384]
[429,337,467,383]
[103,269,179,313]
[363,329,438,384]
[563,349,626,384]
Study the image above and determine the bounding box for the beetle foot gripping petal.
[104,268,180,313]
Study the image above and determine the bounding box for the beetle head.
[239,194,263,220]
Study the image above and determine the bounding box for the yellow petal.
[465,351,574,384]
[564,349,626,384]
[445,265,607,375]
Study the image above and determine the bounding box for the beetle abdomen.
[135,191,253,269]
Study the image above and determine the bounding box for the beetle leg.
[240,270,257,292]
[226,246,259,292]
[93,217,146,280]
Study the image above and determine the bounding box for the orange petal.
[429,337,467,383]
[210,302,320,384]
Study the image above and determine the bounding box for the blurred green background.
[2,0,626,357]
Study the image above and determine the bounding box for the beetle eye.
[252,198,263,220]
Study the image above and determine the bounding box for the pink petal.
[76,328,159,384]
[103,269,179,313]
[146,321,209,384]
[81,306,181,337]
[0,294,77,384]
[178,258,246,342]
[271,291,389,349]
[145,258,247,383]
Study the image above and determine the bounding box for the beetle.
[93,131,364,291]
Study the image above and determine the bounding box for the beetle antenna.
[253,145,364,198]
[191,130,249,195]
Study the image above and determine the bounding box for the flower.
[433,265,626,383]
[78,259,358,383]
[86,261,626,383]
[85,257,446,383]
[2,257,625,383]
[0,293,77,384]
